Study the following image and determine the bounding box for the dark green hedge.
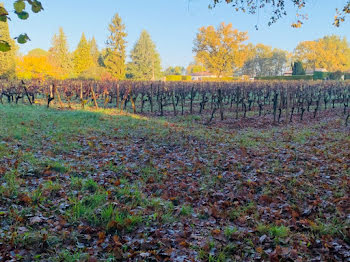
[313,71,331,80]
[166,73,350,82]
[255,75,313,81]
[329,71,343,80]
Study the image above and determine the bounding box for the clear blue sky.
[3,0,350,68]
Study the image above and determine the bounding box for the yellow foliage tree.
[73,33,94,77]
[186,63,206,75]
[16,55,57,80]
[294,35,350,72]
[294,41,318,70]
[317,36,350,72]
[193,22,248,77]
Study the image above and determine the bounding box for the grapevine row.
[1,80,350,125]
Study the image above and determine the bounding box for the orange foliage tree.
[294,35,350,72]
[16,55,57,80]
[193,22,248,77]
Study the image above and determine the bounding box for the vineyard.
[1,80,350,126]
[1,80,350,261]
[2,0,350,259]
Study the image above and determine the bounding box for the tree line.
[1,12,350,81]
[0,12,162,81]
[191,23,350,78]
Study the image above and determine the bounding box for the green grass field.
[0,104,349,261]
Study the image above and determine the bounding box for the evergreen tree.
[89,36,99,66]
[104,13,127,80]
[48,27,73,79]
[98,48,107,67]
[0,4,16,78]
[73,33,94,76]
[127,30,162,80]
[292,61,305,75]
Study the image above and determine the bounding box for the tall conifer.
[73,33,94,76]
[104,13,127,80]
[89,37,99,66]
[127,30,162,80]
[48,27,72,79]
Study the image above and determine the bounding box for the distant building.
[306,68,328,76]
[191,72,216,81]
[283,70,293,76]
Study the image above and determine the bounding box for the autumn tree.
[242,44,288,77]
[48,27,73,79]
[294,35,350,72]
[104,13,127,80]
[187,65,206,74]
[193,23,248,77]
[17,47,58,79]
[186,61,206,75]
[16,54,56,80]
[316,36,350,72]
[164,66,185,75]
[0,8,16,78]
[28,48,48,57]
[293,41,318,70]
[73,33,94,77]
[127,30,162,80]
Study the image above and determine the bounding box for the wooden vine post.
[90,83,99,109]
[55,85,64,108]
[21,81,33,105]
[129,83,136,114]
[116,82,120,109]
[285,86,290,125]
[80,81,84,109]
[47,84,55,108]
